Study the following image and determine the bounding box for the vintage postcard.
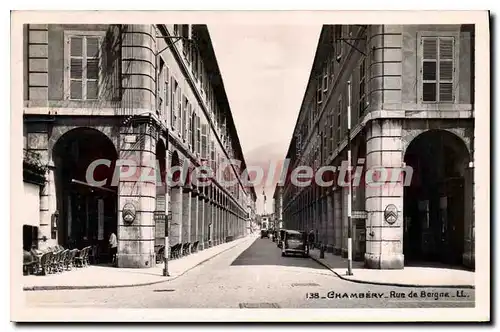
[11,10,490,322]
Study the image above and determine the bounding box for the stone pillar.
[198,194,204,250]
[182,187,192,246]
[170,186,183,245]
[211,201,216,246]
[204,198,210,247]
[326,192,334,252]
[463,166,475,268]
[364,120,404,269]
[190,191,198,245]
[117,127,156,268]
[333,189,342,255]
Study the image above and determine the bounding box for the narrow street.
[25,237,475,309]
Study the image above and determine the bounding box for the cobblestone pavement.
[25,237,475,309]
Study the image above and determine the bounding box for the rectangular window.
[329,110,334,153]
[177,88,182,136]
[66,33,103,100]
[359,56,366,117]
[157,57,165,113]
[335,25,342,58]
[171,78,178,130]
[188,103,193,148]
[336,98,342,146]
[182,96,188,141]
[196,115,201,155]
[421,36,455,102]
[201,124,208,159]
[164,66,169,111]
[316,76,323,106]
[322,65,328,92]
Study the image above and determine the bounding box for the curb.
[23,236,255,291]
[310,256,475,290]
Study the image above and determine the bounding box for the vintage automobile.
[280,230,309,257]
[260,229,269,238]
[277,229,287,248]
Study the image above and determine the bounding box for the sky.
[209,24,321,215]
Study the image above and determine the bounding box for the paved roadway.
[25,237,475,308]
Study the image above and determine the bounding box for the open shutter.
[439,37,454,102]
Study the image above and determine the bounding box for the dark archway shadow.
[52,127,118,262]
[403,129,470,268]
[230,238,327,270]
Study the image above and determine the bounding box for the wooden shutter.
[69,37,83,99]
[201,124,208,159]
[439,37,454,102]
[170,78,176,130]
[422,37,438,102]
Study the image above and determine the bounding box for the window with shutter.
[421,36,455,103]
[164,66,169,112]
[201,124,208,159]
[181,95,187,140]
[359,56,367,116]
[322,64,328,92]
[336,98,342,146]
[66,33,103,100]
[157,57,165,113]
[188,103,193,148]
[335,25,342,58]
[171,78,177,130]
[196,116,201,154]
[177,88,182,136]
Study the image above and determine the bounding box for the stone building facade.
[282,24,475,269]
[23,24,255,268]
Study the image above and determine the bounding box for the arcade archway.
[403,129,469,266]
[53,127,118,261]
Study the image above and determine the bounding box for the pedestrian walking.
[308,230,315,249]
[109,232,117,265]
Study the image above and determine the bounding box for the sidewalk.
[309,248,475,289]
[23,235,257,291]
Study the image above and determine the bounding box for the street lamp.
[347,80,353,276]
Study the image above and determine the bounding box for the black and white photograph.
[10,10,490,322]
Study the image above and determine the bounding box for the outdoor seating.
[170,243,182,259]
[23,250,36,275]
[155,245,165,264]
[65,249,79,270]
[182,242,191,256]
[38,251,52,275]
[74,246,90,267]
[192,241,199,253]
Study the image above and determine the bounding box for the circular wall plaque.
[122,202,137,225]
[384,204,398,225]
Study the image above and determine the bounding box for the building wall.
[23,24,251,267]
[283,24,474,269]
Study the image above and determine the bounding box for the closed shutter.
[421,36,455,102]
[201,124,208,159]
[439,37,454,102]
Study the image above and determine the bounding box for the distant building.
[282,25,474,269]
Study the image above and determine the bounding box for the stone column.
[198,194,204,250]
[462,166,475,268]
[204,198,210,247]
[326,192,334,252]
[211,201,216,246]
[117,127,156,268]
[170,186,183,245]
[364,120,404,269]
[190,191,198,246]
[333,189,342,255]
[182,187,192,246]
